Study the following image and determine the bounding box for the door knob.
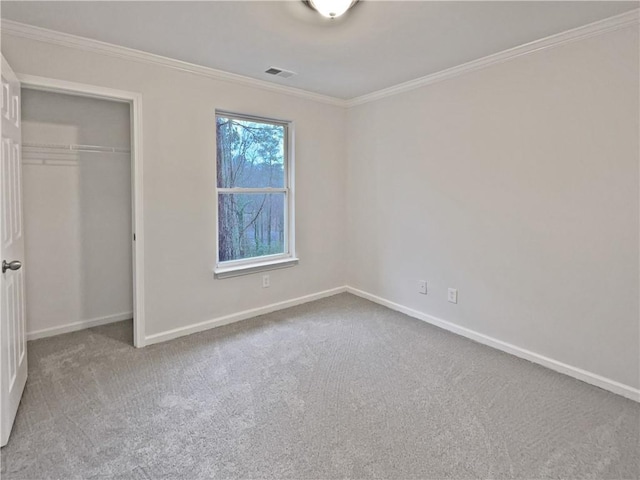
[2,260,21,274]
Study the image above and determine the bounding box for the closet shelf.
[23,142,131,154]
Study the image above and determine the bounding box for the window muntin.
[216,112,293,269]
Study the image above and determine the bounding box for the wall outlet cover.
[448,288,458,304]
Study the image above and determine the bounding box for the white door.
[0,55,26,447]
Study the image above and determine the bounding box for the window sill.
[214,257,299,279]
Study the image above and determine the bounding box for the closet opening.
[20,84,142,347]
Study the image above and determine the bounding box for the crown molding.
[2,8,638,109]
[0,19,348,108]
[346,8,640,108]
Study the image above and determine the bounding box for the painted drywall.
[21,89,132,335]
[2,19,637,393]
[1,32,348,339]
[347,26,640,389]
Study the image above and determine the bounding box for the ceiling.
[2,1,638,99]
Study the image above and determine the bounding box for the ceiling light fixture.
[304,0,359,19]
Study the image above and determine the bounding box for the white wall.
[1,32,348,339]
[21,89,132,335]
[3,21,637,392]
[347,26,640,389]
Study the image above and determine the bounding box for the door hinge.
[133,233,136,241]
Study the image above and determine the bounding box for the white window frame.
[214,110,297,279]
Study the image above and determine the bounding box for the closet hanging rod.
[23,142,131,154]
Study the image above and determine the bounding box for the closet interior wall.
[21,89,133,338]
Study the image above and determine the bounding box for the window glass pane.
[218,193,286,262]
[216,116,285,188]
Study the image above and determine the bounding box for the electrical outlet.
[447,288,458,304]
[418,280,427,295]
[262,274,270,288]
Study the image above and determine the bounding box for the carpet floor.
[1,293,638,479]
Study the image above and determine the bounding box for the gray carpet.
[1,293,638,479]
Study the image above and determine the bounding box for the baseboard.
[144,286,348,346]
[141,284,639,402]
[27,311,133,341]
[346,286,640,403]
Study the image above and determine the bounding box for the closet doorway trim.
[18,74,146,348]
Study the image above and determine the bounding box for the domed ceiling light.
[304,0,359,19]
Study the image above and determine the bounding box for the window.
[214,111,297,278]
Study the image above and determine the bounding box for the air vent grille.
[265,67,297,79]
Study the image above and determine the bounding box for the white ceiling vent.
[265,67,297,79]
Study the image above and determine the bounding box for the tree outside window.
[216,113,292,265]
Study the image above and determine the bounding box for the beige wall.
[347,26,639,388]
[2,33,348,338]
[3,23,638,390]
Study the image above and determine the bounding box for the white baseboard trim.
[27,311,133,341]
[144,286,347,346]
[346,286,640,403]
